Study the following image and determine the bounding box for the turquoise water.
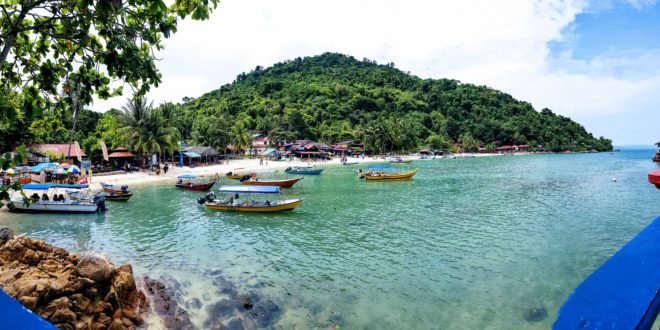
[1,150,659,329]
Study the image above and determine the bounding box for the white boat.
[343,161,359,165]
[10,184,106,213]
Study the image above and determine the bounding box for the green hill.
[179,52,611,153]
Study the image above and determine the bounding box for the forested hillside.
[1,53,612,158]
[179,52,612,153]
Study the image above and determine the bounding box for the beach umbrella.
[31,162,61,172]
[60,162,71,168]
[53,168,66,175]
[67,165,81,174]
[5,168,15,175]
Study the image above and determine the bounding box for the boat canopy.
[367,165,394,170]
[177,174,199,179]
[218,186,281,194]
[21,184,89,190]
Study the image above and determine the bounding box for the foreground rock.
[0,227,148,329]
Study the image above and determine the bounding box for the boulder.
[76,253,114,282]
[0,227,14,245]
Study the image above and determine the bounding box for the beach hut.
[184,146,221,164]
[26,144,85,162]
[108,147,135,159]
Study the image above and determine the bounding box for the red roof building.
[27,144,86,159]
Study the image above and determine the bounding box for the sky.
[93,0,660,145]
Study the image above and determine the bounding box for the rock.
[0,234,148,329]
[76,253,114,282]
[523,306,548,323]
[236,294,253,310]
[0,227,15,245]
[142,276,195,330]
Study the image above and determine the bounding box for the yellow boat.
[199,186,303,213]
[362,169,419,181]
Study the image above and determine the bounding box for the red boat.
[241,177,302,188]
[176,174,216,191]
[649,170,660,189]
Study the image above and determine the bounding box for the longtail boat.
[360,168,419,181]
[101,183,130,195]
[103,192,133,201]
[225,170,256,180]
[241,177,302,188]
[285,166,324,175]
[176,174,216,191]
[11,184,107,213]
[199,186,303,212]
[387,156,413,164]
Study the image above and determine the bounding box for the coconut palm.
[230,120,251,156]
[120,96,180,163]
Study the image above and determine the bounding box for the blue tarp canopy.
[367,165,393,170]
[31,162,61,172]
[183,151,201,158]
[22,184,89,190]
[177,174,198,179]
[218,186,281,194]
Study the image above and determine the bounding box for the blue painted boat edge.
[0,290,55,329]
[553,216,660,329]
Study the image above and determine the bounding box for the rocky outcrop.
[0,227,148,329]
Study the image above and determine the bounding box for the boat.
[648,170,660,189]
[103,192,133,201]
[359,167,419,181]
[225,170,256,180]
[101,183,131,195]
[241,177,303,188]
[10,184,107,213]
[176,174,216,191]
[198,186,303,212]
[342,161,359,165]
[284,166,324,175]
[387,156,413,164]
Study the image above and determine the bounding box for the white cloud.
[92,0,660,144]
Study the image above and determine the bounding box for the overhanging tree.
[0,0,220,116]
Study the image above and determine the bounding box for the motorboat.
[176,174,216,191]
[198,186,303,212]
[240,177,303,188]
[10,184,106,213]
[285,166,323,175]
[358,166,418,181]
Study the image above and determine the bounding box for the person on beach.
[164,164,169,174]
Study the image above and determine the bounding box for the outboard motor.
[285,167,292,172]
[198,192,215,204]
[93,194,108,212]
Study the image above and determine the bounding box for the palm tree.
[230,120,251,156]
[119,96,180,164]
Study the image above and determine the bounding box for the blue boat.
[554,215,660,329]
[284,166,324,175]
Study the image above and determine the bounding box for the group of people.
[30,193,70,203]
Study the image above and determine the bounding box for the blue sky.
[94,0,660,145]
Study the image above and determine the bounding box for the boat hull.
[649,170,660,189]
[286,169,323,175]
[104,193,133,201]
[205,198,303,212]
[10,200,99,213]
[176,181,216,191]
[101,184,130,195]
[241,178,302,188]
[363,169,418,181]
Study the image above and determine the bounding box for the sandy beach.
[86,156,388,189]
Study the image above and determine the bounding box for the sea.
[1,149,658,329]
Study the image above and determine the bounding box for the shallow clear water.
[1,150,659,329]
